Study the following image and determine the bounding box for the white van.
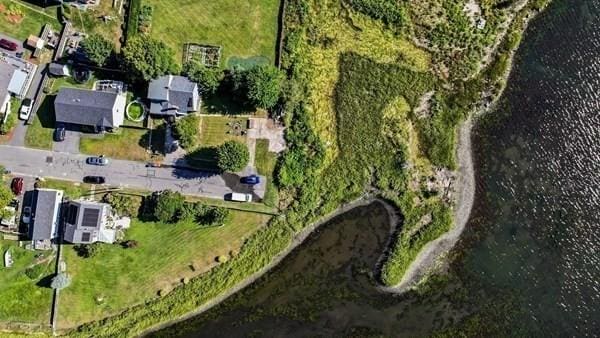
[229,193,252,202]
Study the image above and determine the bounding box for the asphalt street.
[0,145,266,200]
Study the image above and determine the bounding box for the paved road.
[0,145,266,200]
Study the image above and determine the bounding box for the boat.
[4,249,13,268]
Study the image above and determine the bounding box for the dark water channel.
[152,0,600,336]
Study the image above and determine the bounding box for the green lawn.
[0,240,55,325]
[143,0,280,66]
[199,115,246,146]
[58,211,271,328]
[24,95,55,150]
[41,178,91,199]
[255,139,279,208]
[79,126,161,162]
[0,0,59,40]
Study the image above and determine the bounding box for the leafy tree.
[0,185,13,211]
[74,243,104,258]
[154,190,185,223]
[102,193,139,217]
[51,273,71,290]
[80,34,113,66]
[244,64,284,109]
[178,202,205,222]
[217,141,249,172]
[122,36,179,81]
[174,114,200,149]
[182,61,222,94]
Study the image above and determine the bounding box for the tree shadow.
[36,273,55,288]
[35,95,56,129]
[183,147,220,171]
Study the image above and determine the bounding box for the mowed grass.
[80,128,152,162]
[69,0,123,49]
[24,95,55,150]
[144,0,280,66]
[0,240,55,324]
[198,115,246,147]
[0,0,59,40]
[58,211,271,328]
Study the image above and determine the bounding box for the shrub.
[197,206,229,227]
[217,140,249,172]
[74,243,104,258]
[138,4,153,33]
[244,64,284,109]
[154,190,185,223]
[24,264,45,280]
[102,193,140,217]
[174,114,200,149]
[122,240,139,249]
[0,108,17,135]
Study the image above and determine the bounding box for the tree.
[51,273,71,290]
[0,185,13,210]
[198,206,229,227]
[244,64,284,109]
[154,190,185,223]
[80,34,113,66]
[174,114,200,149]
[102,193,139,217]
[182,61,222,94]
[122,36,179,81]
[217,140,249,172]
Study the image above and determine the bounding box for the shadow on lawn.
[36,273,55,289]
[36,95,57,129]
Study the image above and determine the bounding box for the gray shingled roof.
[49,63,69,76]
[55,88,117,127]
[147,75,198,114]
[30,189,62,240]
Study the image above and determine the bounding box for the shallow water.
[152,0,600,336]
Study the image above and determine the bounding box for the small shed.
[49,63,70,77]
[27,35,45,50]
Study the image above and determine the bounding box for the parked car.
[21,206,31,224]
[240,175,260,185]
[0,38,17,51]
[83,176,105,184]
[19,98,32,120]
[54,125,66,142]
[10,177,23,195]
[227,193,253,203]
[86,156,109,166]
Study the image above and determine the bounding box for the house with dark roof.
[147,75,200,116]
[63,200,130,244]
[54,87,126,132]
[29,188,64,250]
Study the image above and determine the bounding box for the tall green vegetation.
[217,141,250,172]
[347,0,409,27]
[81,34,114,67]
[244,64,284,109]
[182,61,222,95]
[122,35,179,81]
[174,114,200,149]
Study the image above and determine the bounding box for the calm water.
[153,0,600,336]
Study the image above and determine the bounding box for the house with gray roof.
[147,75,200,116]
[54,87,126,132]
[0,56,34,116]
[29,188,64,250]
[63,199,130,244]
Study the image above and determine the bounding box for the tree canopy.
[217,140,249,172]
[174,114,200,149]
[154,190,185,223]
[81,34,113,66]
[122,36,179,81]
[183,61,222,94]
[244,64,284,109]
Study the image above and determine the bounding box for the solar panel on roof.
[81,208,100,228]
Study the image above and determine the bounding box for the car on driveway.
[10,177,23,195]
[83,176,105,184]
[0,39,17,51]
[86,156,109,166]
[22,206,31,224]
[19,98,32,120]
[54,125,66,142]
[240,175,260,185]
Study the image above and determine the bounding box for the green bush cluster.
[81,34,114,67]
[227,64,285,109]
[347,0,409,27]
[174,114,200,149]
[126,0,142,39]
[183,61,222,94]
[122,35,179,82]
[102,193,140,217]
[74,243,105,259]
[217,140,250,172]
[152,190,229,226]
[138,4,153,33]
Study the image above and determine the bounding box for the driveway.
[52,130,81,154]
[0,145,266,200]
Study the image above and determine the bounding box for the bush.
[138,4,153,33]
[81,34,114,67]
[197,206,229,227]
[217,140,249,172]
[244,64,284,109]
[74,243,104,258]
[122,240,139,249]
[174,114,200,149]
[154,190,185,223]
[182,61,222,94]
[102,193,140,217]
[24,264,45,280]
[0,108,17,135]
[0,185,13,210]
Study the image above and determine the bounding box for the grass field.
[58,211,271,328]
[79,126,161,162]
[0,240,55,325]
[0,0,59,40]
[143,0,280,66]
[68,0,123,49]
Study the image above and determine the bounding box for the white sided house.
[63,199,130,244]
[54,87,126,133]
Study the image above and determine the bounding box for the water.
[152,0,600,336]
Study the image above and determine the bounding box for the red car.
[11,177,23,195]
[0,39,17,51]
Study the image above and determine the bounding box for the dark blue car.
[240,175,260,185]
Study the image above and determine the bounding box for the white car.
[19,98,32,120]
